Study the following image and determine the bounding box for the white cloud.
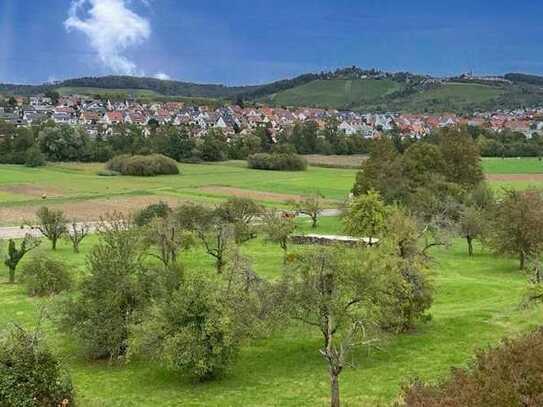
[65,0,151,75]
[153,72,171,80]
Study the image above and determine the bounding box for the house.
[103,111,124,125]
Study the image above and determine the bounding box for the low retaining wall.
[290,234,379,247]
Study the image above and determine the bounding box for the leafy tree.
[143,217,193,267]
[32,207,67,250]
[20,256,72,296]
[134,201,172,227]
[38,125,91,162]
[261,209,296,262]
[3,235,41,283]
[280,246,391,407]
[436,126,484,188]
[0,324,74,407]
[200,129,228,162]
[175,204,233,273]
[216,197,262,244]
[65,221,90,253]
[458,206,487,256]
[24,145,46,167]
[344,190,388,245]
[290,193,323,228]
[401,142,445,189]
[56,215,150,359]
[491,189,543,270]
[130,273,239,381]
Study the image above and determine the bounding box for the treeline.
[0,118,371,167]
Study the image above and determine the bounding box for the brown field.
[0,195,186,225]
[199,186,310,203]
[0,184,65,198]
[304,154,367,169]
[486,173,543,182]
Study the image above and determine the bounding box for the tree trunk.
[216,257,224,274]
[312,215,318,228]
[520,251,525,270]
[8,266,15,284]
[52,238,57,251]
[467,236,473,257]
[330,372,340,407]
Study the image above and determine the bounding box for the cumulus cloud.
[65,0,151,75]
[153,72,171,80]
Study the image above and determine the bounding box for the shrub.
[106,154,180,176]
[134,201,172,227]
[24,146,46,167]
[96,169,120,177]
[247,153,307,171]
[399,328,543,406]
[20,257,72,296]
[0,325,75,407]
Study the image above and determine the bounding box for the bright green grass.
[269,79,402,108]
[482,157,543,174]
[0,162,355,216]
[0,216,541,406]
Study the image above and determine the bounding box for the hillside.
[2,67,543,113]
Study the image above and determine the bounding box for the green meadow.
[1,157,543,405]
[0,216,541,406]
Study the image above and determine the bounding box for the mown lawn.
[0,216,541,406]
[482,157,543,174]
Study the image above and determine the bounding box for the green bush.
[20,257,72,297]
[399,328,543,406]
[96,169,120,177]
[247,153,307,171]
[106,154,180,176]
[24,146,46,168]
[134,201,172,226]
[0,325,75,407]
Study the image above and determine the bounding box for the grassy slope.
[0,216,541,406]
[267,79,402,108]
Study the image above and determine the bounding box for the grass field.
[1,158,542,225]
[268,79,402,108]
[1,158,543,405]
[0,215,541,406]
[0,161,356,225]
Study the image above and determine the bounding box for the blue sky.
[2,0,543,85]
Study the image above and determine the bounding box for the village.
[2,93,543,141]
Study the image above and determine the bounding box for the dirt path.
[487,173,543,182]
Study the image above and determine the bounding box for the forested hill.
[2,67,543,113]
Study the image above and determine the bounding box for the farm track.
[0,209,342,239]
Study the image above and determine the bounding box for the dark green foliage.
[130,274,239,381]
[247,153,307,171]
[96,169,120,177]
[199,129,228,162]
[216,197,262,244]
[38,126,91,162]
[0,325,75,407]
[56,217,150,360]
[24,145,46,167]
[20,257,72,296]
[106,154,180,176]
[400,328,543,407]
[134,201,172,227]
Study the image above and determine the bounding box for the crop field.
[0,215,541,406]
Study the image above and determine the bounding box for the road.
[0,209,343,240]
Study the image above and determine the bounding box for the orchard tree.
[290,193,323,229]
[143,216,193,267]
[261,209,296,262]
[280,246,392,407]
[491,189,543,270]
[3,235,41,283]
[65,221,90,253]
[458,206,486,256]
[216,197,262,244]
[32,207,67,250]
[343,190,388,245]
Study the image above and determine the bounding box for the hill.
[2,67,543,113]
